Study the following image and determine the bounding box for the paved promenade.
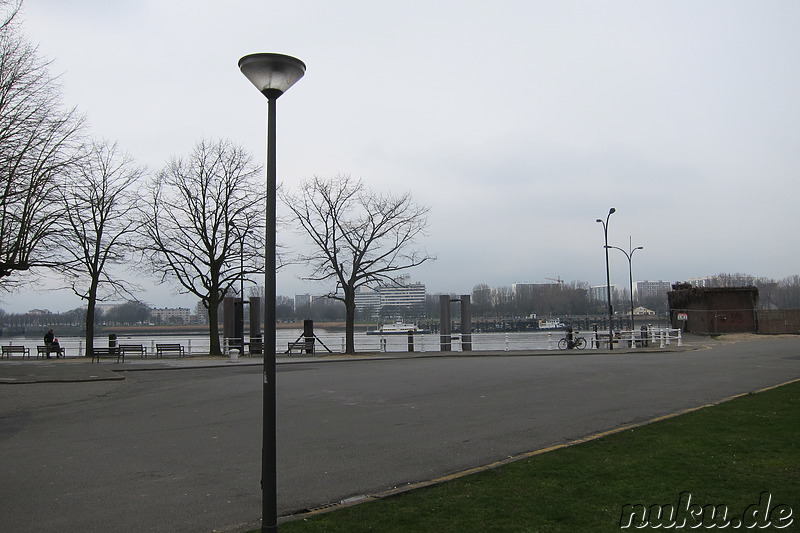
[1,334,798,532]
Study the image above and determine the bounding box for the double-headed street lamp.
[239,52,305,533]
[606,237,643,332]
[596,208,616,349]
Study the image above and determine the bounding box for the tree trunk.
[84,280,98,358]
[345,290,356,354]
[207,297,222,355]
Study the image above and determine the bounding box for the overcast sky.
[3,0,799,314]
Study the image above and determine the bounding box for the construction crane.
[545,277,564,287]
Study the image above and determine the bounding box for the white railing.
[3,328,683,358]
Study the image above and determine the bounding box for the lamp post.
[239,52,305,533]
[606,236,643,332]
[596,208,615,349]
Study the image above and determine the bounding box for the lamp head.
[609,207,616,215]
[596,219,602,223]
[239,53,306,99]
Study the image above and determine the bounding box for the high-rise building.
[635,280,672,299]
[590,284,618,303]
[150,307,191,324]
[355,276,426,312]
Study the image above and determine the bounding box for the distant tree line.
[694,273,800,310]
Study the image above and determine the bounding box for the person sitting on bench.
[43,329,61,358]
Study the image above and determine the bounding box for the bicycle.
[558,333,587,350]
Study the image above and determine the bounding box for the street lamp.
[596,208,616,349]
[239,52,305,533]
[606,236,643,332]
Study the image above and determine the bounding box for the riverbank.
[0,321,363,338]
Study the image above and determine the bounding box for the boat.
[538,318,567,330]
[366,321,432,335]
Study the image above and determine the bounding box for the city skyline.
[0,271,781,316]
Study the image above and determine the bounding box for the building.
[590,284,618,304]
[668,285,758,334]
[354,276,426,314]
[511,282,558,298]
[353,287,381,310]
[294,294,312,310]
[150,307,191,325]
[635,280,672,300]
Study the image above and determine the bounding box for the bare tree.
[0,4,84,283]
[282,174,434,354]
[140,139,264,355]
[57,140,144,357]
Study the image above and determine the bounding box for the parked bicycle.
[558,332,587,350]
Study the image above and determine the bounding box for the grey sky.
[4,0,799,313]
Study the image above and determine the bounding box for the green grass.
[273,381,799,532]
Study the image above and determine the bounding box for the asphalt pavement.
[1,334,798,533]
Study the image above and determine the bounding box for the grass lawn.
[270,380,799,532]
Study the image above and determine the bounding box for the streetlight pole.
[596,208,616,349]
[606,236,643,332]
[239,52,305,533]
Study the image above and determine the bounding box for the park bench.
[1,345,30,359]
[156,343,185,358]
[37,345,65,359]
[286,340,314,355]
[119,344,147,358]
[91,347,124,364]
[247,340,263,355]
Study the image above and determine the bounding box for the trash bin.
[108,334,117,349]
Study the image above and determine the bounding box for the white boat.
[538,318,567,330]
[366,321,431,335]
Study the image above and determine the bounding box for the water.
[1,329,575,356]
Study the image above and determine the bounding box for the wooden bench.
[91,347,123,363]
[156,343,185,358]
[119,344,147,358]
[1,345,30,359]
[286,340,314,355]
[247,340,263,355]
[37,345,65,359]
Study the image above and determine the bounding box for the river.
[1,329,592,356]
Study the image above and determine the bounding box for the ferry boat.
[538,318,567,330]
[366,321,432,335]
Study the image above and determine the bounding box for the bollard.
[407,331,414,353]
[665,329,671,345]
[547,332,553,350]
[150,339,155,358]
[660,329,666,348]
[678,330,683,347]
[504,333,509,351]
[630,330,637,348]
[78,340,83,357]
[188,339,192,356]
